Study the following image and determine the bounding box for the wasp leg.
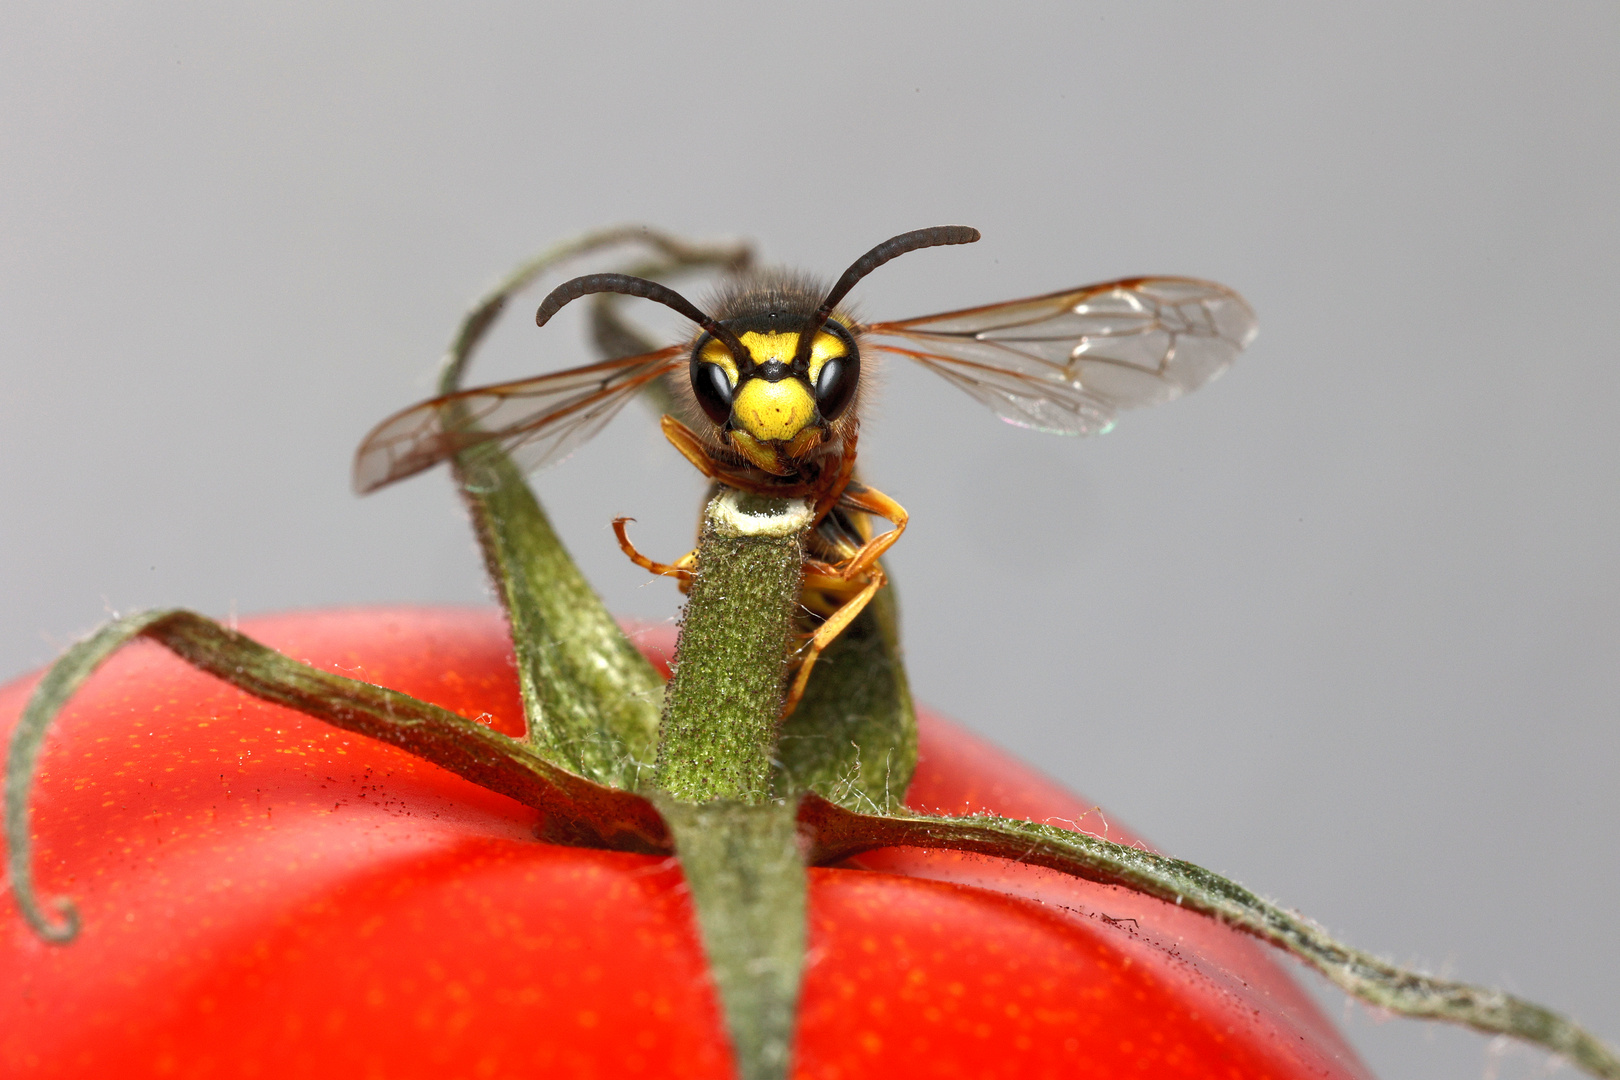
[779,486,905,717]
[829,483,909,581]
[612,517,696,582]
[660,415,725,479]
[781,564,886,719]
[810,433,860,524]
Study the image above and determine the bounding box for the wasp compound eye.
[814,353,859,421]
[691,357,735,425]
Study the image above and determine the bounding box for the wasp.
[354,226,1257,714]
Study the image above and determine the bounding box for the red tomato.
[0,608,1370,1079]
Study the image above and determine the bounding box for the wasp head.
[688,310,860,474]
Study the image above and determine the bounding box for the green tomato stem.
[646,489,817,1080]
[654,491,811,804]
[659,795,807,1080]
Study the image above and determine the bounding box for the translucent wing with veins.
[353,346,684,494]
[864,277,1257,436]
[354,278,1256,494]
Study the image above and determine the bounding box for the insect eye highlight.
[691,358,734,425]
[814,354,859,421]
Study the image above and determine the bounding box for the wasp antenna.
[794,226,981,365]
[535,273,751,367]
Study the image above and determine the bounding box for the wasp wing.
[353,346,685,494]
[865,277,1257,436]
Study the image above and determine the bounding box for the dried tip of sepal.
[708,491,814,539]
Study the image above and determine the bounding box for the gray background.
[2,4,1615,1077]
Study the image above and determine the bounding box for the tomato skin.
[0,608,1370,1079]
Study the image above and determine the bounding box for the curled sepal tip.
[6,611,178,944]
[20,898,79,944]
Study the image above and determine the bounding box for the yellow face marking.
[696,338,740,386]
[733,378,816,442]
[735,330,848,383]
[700,328,849,383]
